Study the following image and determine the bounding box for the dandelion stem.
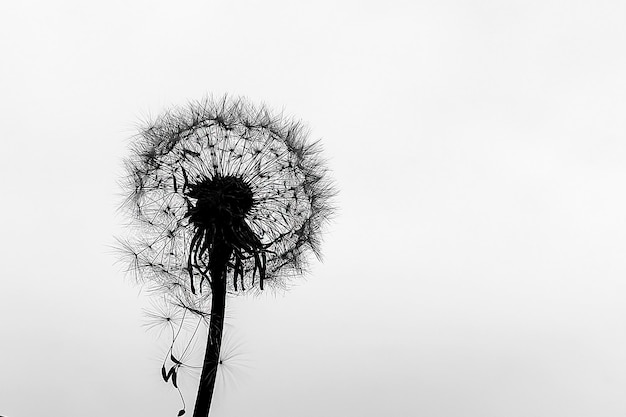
[192,243,231,417]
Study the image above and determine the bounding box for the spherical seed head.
[119,95,335,305]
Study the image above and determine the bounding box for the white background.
[1,1,626,416]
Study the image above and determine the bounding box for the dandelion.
[118,95,335,417]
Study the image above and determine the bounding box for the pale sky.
[2,1,626,416]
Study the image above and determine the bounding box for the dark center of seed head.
[185,175,254,227]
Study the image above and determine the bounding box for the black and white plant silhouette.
[118,95,335,417]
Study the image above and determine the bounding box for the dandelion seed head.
[118,94,335,309]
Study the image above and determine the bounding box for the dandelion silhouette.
[118,95,335,417]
